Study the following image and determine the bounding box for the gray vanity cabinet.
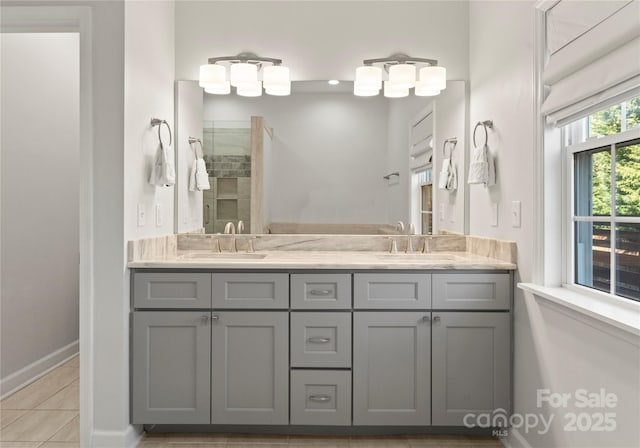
[431,312,511,426]
[131,311,211,424]
[211,311,289,425]
[353,312,431,425]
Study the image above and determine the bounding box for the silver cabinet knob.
[200,315,210,324]
[433,316,441,322]
[422,315,431,322]
[211,314,220,322]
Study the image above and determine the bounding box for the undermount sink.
[377,253,457,261]
[180,253,267,260]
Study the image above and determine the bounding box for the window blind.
[541,0,640,125]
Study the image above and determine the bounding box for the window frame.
[563,125,640,300]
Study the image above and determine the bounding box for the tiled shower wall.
[203,124,251,234]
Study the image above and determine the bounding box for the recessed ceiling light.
[328,80,340,85]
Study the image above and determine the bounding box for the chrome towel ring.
[473,120,493,147]
[150,118,172,146]
[442,137,457,158]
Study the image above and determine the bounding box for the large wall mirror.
[175,80,468,235]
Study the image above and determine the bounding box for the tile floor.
[1,359,503,448]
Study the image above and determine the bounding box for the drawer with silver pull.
[290,312,351,367]
[290,369,351,426]
[290,274,351,309]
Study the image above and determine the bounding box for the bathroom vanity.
[129,237,515,433]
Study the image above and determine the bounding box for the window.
[565,97,640,301]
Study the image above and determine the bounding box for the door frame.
[1,6,94,447]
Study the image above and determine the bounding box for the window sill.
[518,283,640,338]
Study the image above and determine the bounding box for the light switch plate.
[491,203,498,227]
[137,204,146,227]
[512,200,522,228]
[155,204,163,227]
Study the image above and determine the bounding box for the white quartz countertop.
[128,250,516,270]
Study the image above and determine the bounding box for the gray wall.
[1,34,79,384]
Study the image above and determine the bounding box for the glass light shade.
[263,65,290,88]
[383,81,409,98]
[230,63,258,87]
[265,83,291,96]
[388,64,416,89]
[204,81,231,95]
[354,85,380,97]
[199,64,226,88]
[355,66,382,90]
[419,66,446,91]
[414,80,440,97]
[236,81,263,97]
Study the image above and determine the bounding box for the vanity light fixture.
[199,53,291,96]
[353,54,446,98]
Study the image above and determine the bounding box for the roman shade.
[540,0,640,126]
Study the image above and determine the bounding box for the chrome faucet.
[237,220,244,234]
[396,220,405,234]
[405,223,415,253]
[223,222,237,252]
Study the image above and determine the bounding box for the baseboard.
[502,428,533,448]
[0,340,79,399]
[92,425,142,448]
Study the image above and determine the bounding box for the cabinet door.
[133,272,212,309]
[290,312,351,368]
[432,312,510,426]
[354,273,431,309]
[211,311,289,424]
[132,311,211,424]
[212,273,289,309]
[290,370,352,426]
[353,312,431,425]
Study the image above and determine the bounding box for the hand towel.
[438,158,457,191]
[195,158,210,190]
[468,144,495,186]
[188,159,198,191]
[149,142,175,187]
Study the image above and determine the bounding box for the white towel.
[195,159,210,190]
[189,158,210,191]
[438,158,457,191]
[149,142,175,187]
[468,144,495,186]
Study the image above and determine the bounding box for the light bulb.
[383,81,409,98]
[419,66,446,91]
[388,64,416,89]
[230,63,258,88]
[204,81,231,95]
[354,66,382,91]
[236,81,263,97]
[199,64,226,88]
[263,65,290,89]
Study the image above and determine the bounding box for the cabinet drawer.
[133,273,211,309]
[212,273,289,309]
[290,370,351,426]
[291,274,351,309]
[432,273,511,310]
[354,273,431,309]
[290,312,351,368]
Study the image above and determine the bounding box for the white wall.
[468,2,640,448]
[0,33,79,391]
[204,92,391,224]
[175,1,469,82]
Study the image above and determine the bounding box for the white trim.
[1,5,95,448]
[518,283,640,343]
[566,126,640,154]
[92,425,142,448]
[573,216,640,223]
[533,8,546,284]
[0,342,79,400]
[501,428,533,448]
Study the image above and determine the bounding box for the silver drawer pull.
[307,337,331,344]
[308,394,332,403]
[211,314,220,322]
[309,289,332,296]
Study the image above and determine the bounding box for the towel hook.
[188,137,204,159]
[151,118,172,146]
[442,138,457,158]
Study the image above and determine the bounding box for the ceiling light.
[328,79,340,85]
[199,53,291,96]
[353,54,445,98]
